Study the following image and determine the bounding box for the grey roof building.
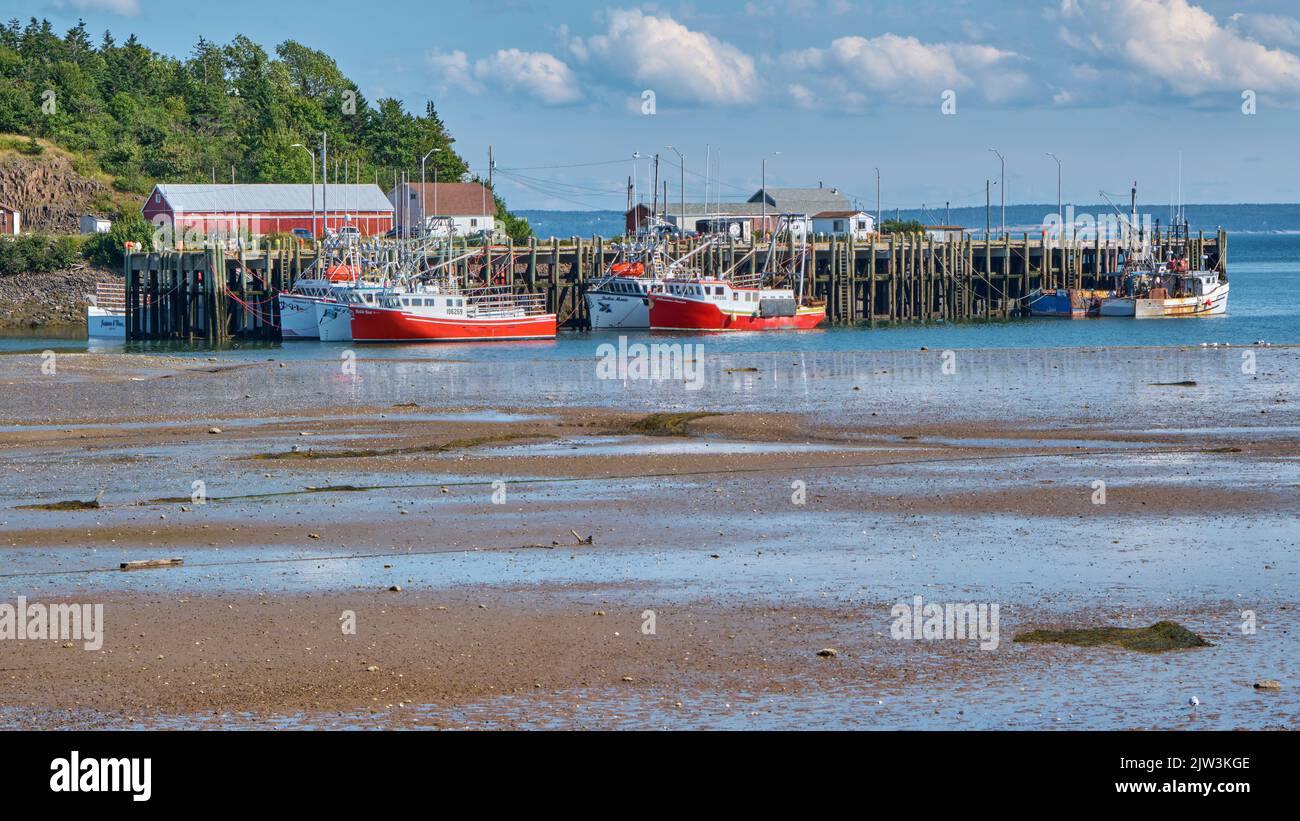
[747,187,852,215]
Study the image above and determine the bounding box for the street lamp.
[874,167,881,232]
[421,147,441,237]
[666,145,684,235]
[989,148,1005,237]
[291,143,316,237]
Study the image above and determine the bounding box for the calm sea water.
[3,233,1296,359]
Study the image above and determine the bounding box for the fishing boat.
[587,225,717,329]
[316,284,386,341]
[649,214,825,332]
[350,243,555,342]
[1028,288,1109,318]
[587,259,661,330]
[86,281,126,338]
[277,276,335,340]
[1100,263,1229,318]
[350,283,554,342]
[1100,222,1229,318]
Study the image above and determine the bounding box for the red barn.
[142,184,394,239]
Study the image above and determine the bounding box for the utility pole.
[989,148,1005,237]
[985,180,991,239]
[651,153,660,219]
[1046,152,1062,267]
[760,151,781,236]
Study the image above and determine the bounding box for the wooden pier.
[122,228,1227,341]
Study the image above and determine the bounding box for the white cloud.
[779,34,1031,107]
[429,49,477,90]
[1059,0,1300,98]
[572,8,760,105]
[475,49,582,105]
[428,48,581,105]
[55,0,140,13]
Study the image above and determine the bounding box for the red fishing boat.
[350,284,555,342]
[649,279,825,331]
[648,213,825,332]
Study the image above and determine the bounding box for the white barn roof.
[154,184,393,214]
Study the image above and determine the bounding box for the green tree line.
[0,17,531,240]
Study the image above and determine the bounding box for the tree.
[881,218,925,235]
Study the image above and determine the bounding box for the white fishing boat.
[587,253,665,330]
[586,225,725,330]
[317,284,386,341]
[86,281,126,339]
[277,276,334,339]
[1100,223,1229,318]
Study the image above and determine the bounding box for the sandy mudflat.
[0,346,1296,729]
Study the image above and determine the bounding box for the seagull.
[1188,696,1200,707]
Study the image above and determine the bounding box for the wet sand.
[0,346,1296,729]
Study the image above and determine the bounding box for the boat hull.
[649,294,825,331]
[86,307,126,338]
[278,294,324,339]
[586,292,650,329]
[350,306,557,342]
[1028,289,1102,318]
[1134,282,1229,318]
[1099,297,1136,317]
[316,302,353,342]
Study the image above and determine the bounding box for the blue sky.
[15,0,1300,209]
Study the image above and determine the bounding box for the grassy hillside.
[0,18,530,239]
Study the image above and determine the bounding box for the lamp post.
[875,167,881,233]
[291,143,316,237]
[666,145,684,235]
[420,147,441,237]
[989,148,1005,237]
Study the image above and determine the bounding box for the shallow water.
[3,234,1298,357]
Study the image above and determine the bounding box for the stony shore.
[0,349,1295,729]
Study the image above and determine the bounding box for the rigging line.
[494,173,620,210]
[494,169,626,196]
[495,158,633,171]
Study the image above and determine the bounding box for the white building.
[387,182,496,238]
[79,215,112,234]
[812,210,875,240]
[924,225,966,243]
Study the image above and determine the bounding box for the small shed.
[79,215,112,234]
[0,203,19,236]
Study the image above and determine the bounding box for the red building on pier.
[142,184,394,239]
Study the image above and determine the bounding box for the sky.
[13,0,1300,210]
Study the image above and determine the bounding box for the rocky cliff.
[0,138,123,233]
